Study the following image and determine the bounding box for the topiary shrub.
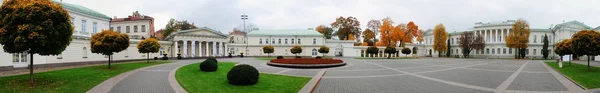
[315,56,322,59]
[206,57,217,63]
[295,56,302,58]
[276,56,284,59]
[227,64,259,85]
[199,60,218,72]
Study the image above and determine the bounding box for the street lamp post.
[241,14,248,56]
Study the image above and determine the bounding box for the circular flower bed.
[267,58,345,68]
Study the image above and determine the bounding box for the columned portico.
[164,27,230,58]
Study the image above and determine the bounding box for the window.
[70,17,75,26]
[259,38,262,44]
[117,26,122,33]
[81,20,87,32]
[12,52,28,63]
[291,39,295,44]
[278,39,281,44]
[312,49,318,56]
[285,39,288,44]
[298,39,301,44]
[486,49,489,54]
[509,48,513,54]
[266,39,269,44]
[141,25,146,32]
[526,49,530,55]
[92,22,97,34]
[503,48,506,54]
[126,26,130,33]
[497,48,500,55]
[533,49,537,55]
[313,38,316,44]
[134,25,138,33]
[492,49,495,54]
[533,35,537,43]
[272,39,275,44]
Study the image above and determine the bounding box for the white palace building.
[1,1,599,71]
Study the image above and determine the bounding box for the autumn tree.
[391,23,406,47]
[91,30,130,69]
[379,17,395,46]
[542,34,550,59]
[554,39,573,66]
[161,18,198,38]
[290,46,303,57]
[263,45,274,57]
[366,46,379,58]
[0,0,73,86]
[362,29,376,46]
[571,30,600,71]
[416,29,425,44]
[473,33,486,56]
[398,21,419,47]
[331,16,361,41]
[137,38,161,63]
[318,46,330,57]
[384,46,396,59]
[315,25,334,39]
[505,19,530,59]
[367,19,382,42]
[432,24,448,57]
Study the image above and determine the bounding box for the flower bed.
[270,58,343,64]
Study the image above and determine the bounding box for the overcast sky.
[59,0,600,33]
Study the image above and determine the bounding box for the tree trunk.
[387,53,390,59]
[29,53,34,87]
[108,55,112,69]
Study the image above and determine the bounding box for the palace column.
[212,42,217,57]
[223,42,227,56]
[174,41,179,56]
[191,41,195,57]
[205,41,209,57]
[183,40,188,57]
[483,30,487,43]
[216,42,220,57]
[496,29,499,43]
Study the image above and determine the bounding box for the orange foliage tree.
[416,29,424,44]
[505,19,530,59]
[399,21,419,47]
[362,29,376,46]
[433,24,448,57]
[379,17,395,46]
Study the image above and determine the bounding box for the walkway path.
[89,58,586,93]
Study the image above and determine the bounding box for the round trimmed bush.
[206,57,217,63]
[199,60,218,72]
[295,56,302,58]
[315,56,322,59]
[227,64,259,85]
[277,56,284,59]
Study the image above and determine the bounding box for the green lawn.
[0,61,169,93]
[176,62,311,93]
[545,61,600,89]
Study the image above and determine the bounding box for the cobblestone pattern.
[314,75,492,93]
[419,68,513,88]
[507,73,568,91]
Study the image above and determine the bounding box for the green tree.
[91,30,130,69]
[290,46,302,57]
[384,46,396,59]
[161,18,198,39]
[402,47,412,57]
[263,45,274,57]
[137,38,161,63]
[412,47,418,55]
[571,30,600,71]
[542,34,550,59]
[0,0,73,86]
[366,46,379,58]
[316,25,334,39]
[446,39,451,57]
[318,46,330,57]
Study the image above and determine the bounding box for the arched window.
[312,49,318,56]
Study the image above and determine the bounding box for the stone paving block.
[468,64,521,71]
[521,62,549,72]
[314,75,492,93]
[419,68,513,88]
[280,70,319,77]
[110,71,174,93]
[382,63,428,69]
[507,73,567,91]
[324,69,402,77]
[398,66,453,73]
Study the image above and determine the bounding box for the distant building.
[110,11,155,39]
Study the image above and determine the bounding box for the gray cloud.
[62,0,600,33]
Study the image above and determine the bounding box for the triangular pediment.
[165,27,228,40]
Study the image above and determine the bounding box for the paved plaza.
[91,57,586,93]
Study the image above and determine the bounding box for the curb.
[298,69,326,93]
[86,62,170,93]
[168,62,191,93]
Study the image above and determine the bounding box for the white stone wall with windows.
[68,10,110,38]
[110,20,153,39]
[243,35,326,56]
